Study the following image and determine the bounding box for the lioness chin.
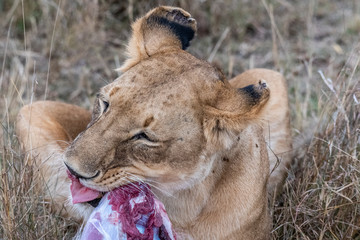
[16,6,292,240]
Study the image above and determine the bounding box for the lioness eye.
[131,132,153,142]
[101,100,109,113]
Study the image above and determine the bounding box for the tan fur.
[16,101,93,220]
[119,6,197,72]
[229,69,293,196]
[16,6,292,239]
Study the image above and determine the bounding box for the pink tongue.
[67,171,101,204]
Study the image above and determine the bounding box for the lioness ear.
[203,80,270,149]
[119,6,197,72]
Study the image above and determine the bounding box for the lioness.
[16,6,292,240]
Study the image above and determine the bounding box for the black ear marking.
[238,85,262,105]
[147,15,196,50]
[238,80,269,106]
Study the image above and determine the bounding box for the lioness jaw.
[17,5,292,240]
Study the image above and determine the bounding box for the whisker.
[125,175,164,199]
[145,178,173,191]
[124,176,161,200]
[123,176,143,192]
[126,173,174,198]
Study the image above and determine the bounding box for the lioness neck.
[154,124,270,240]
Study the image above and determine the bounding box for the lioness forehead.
[103,52,224,103]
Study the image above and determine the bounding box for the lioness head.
[64,6,269,195]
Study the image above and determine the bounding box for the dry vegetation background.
[0,0,359,239]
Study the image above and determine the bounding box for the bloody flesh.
[67,171,176,239]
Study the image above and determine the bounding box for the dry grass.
[0,0,359,239]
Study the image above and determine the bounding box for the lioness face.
[64,6,270,196]
[64,54,215,193]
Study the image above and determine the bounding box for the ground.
[0,0,359,239]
